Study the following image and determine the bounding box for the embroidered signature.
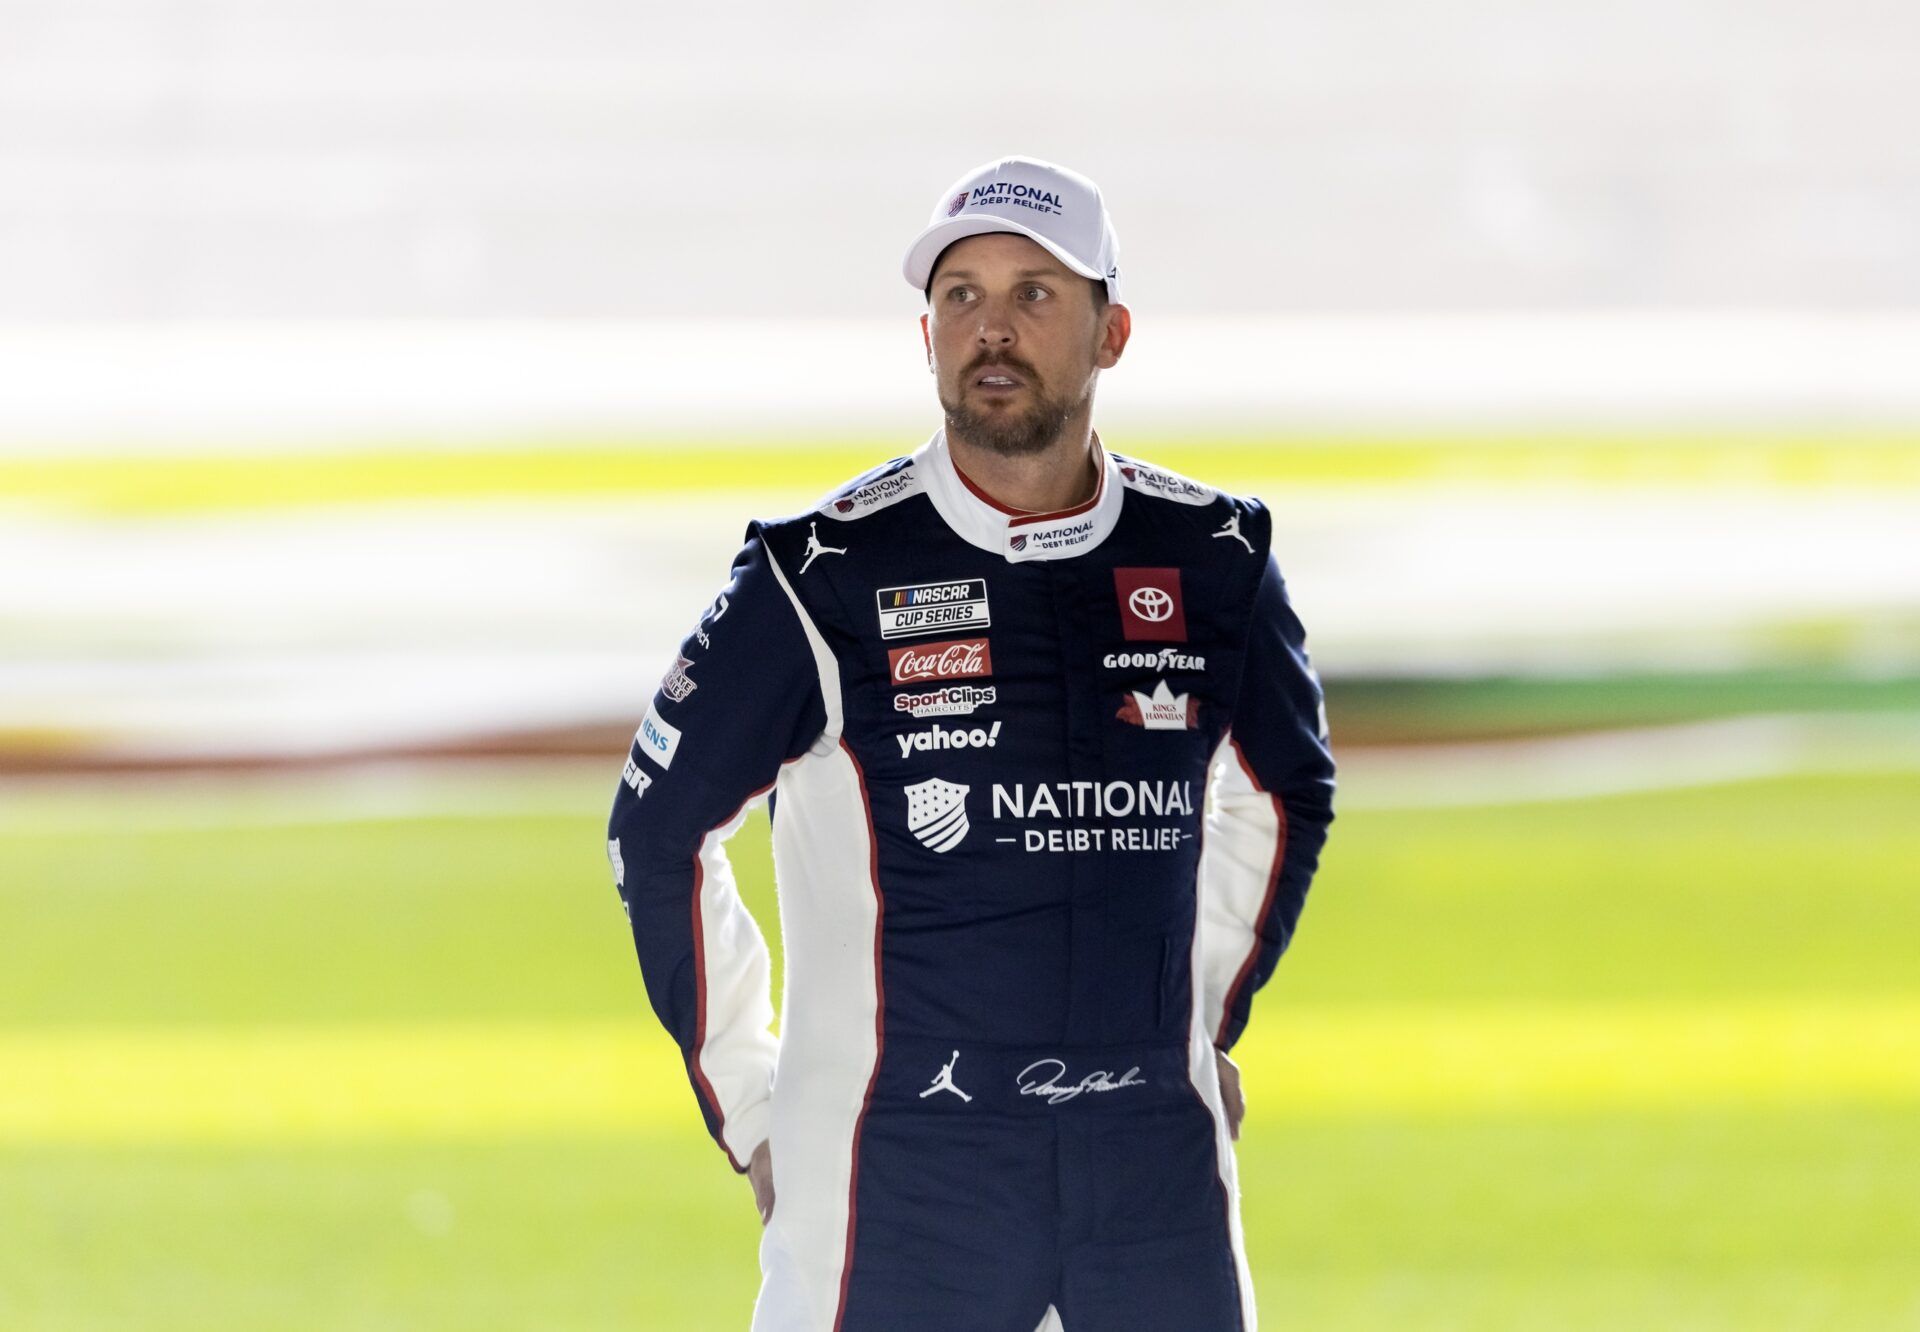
[1016,1059,1148,1106]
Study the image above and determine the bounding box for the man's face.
[922,232,1124,458]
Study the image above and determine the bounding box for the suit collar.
[917,426,1124,562]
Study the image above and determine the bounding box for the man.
[605,155,1336,1331]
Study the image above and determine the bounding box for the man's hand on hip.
[1216,1048,1245,1140]
[748,1139,775,1225]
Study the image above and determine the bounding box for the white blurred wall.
[1,0,1915,321]
[5,2,1917,769]
[6,314,1920,449]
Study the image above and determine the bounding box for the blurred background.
[3,2,1917,1329]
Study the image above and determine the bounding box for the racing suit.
[605,427,1335,1331]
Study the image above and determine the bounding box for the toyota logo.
[1128,587,1174,622]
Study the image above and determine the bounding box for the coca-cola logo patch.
[889,637,993,686]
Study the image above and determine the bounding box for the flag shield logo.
[905,778,972,853]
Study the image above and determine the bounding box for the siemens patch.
[635,701,682,770]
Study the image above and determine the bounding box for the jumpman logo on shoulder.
[918,1049,973,1102]
[1212,511,1254,553]
[800,521,848,574]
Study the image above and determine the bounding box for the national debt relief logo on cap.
[904,778,971,853]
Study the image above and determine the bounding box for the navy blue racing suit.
[605,428,1335,1331]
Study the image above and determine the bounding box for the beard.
[938,360,1090,459]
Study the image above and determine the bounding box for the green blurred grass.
[5,1105,1915,1332]
[1327,670,1920,743]
[5,773,1918,1026]
[3,772,1918,1329]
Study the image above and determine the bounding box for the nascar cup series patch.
[876,579,991,640]
[904,777,972,853]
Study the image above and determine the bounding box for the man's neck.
[945,416,1101,515]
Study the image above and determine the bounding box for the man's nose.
[971,296,1016,347]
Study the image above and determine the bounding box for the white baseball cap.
[903,155,1122,304]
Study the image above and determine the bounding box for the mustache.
[967,355,1039,381]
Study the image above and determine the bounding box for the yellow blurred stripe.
[0,1020,696,1144]
[1235,999,1920,1116]
[0,444,881,516]
[2,1001,1916,1144]
[5,433,1919,515]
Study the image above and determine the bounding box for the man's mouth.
[974,368,1027,391]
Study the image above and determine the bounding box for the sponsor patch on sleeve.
[659,655,697,702]
[1113,456,1215,506]
[821,457,920,518]
[622,756,654,795]
[635,701,682,770]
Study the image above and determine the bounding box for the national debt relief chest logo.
[876,579,991,640]
[904,777,972,853]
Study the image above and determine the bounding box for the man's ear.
[920,312,933,365]
[1094,303,1132,370]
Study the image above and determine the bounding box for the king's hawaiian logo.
[1116,680,1199,731]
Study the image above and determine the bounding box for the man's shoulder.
[1110,448,1271,552]
[740,448,935,585]
[1110,450,1219,508]
[753,450,929,538]
[812,451,931,521]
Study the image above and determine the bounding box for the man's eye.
[1022,286,1047,300]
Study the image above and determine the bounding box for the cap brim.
[902,215,1104,291]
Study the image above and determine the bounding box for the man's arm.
[1197,532,1337,1053]
[604,526,827,1172]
